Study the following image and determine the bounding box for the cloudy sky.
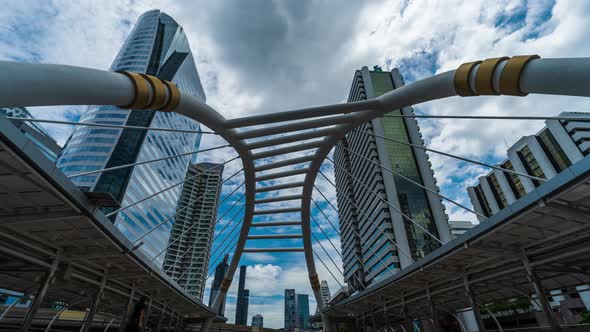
[2,0,590,328]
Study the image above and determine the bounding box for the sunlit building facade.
[57,10,206,264]
[334,66,451,290]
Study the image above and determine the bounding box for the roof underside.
[0,116,216,322]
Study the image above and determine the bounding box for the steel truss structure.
[1,55,590,331]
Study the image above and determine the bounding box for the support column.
[321,313,334,332]
[81,273,107,332]
[371,313,377,332]
[175,314,182,331]
[142,294,153,329]
[401,295,410,332]
[199,317,214,332]
[20,254,60,332]
[464,276,487,332]
[521,252,562,331]
[166,313,173,332]
[155,303,166,332]
[119,283,136,332]
[426,288,441,332]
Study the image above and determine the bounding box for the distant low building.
[252,314,263,327]
[0,107,61,162]
[327,286,349,306]
[448,220,475,238]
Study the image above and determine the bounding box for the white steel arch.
[2,56,590,331]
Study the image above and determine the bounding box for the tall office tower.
[56,10,206,262]
[468,111,590,221]
[284,289,296,331]
[295,294,310,329]
[251,314,263,327]
[315,280,331,314]
[210,254,229,315]
[1,107,61,162]
[334,66,451,290]
[163,162,224,299]
[235,265,250,325]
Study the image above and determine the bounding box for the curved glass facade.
[57,10,206,266]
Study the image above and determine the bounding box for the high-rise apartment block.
[315,280,331,315]
[235,265,250,325]
[1,107,61,162]
[334,66,451,290]
[163,162,223,300]
[468,112,590,221]
[284,289,296,331]
[210,254,229,316]
[57,10,206,263]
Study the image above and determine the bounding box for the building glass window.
[474,184,492,217]
[502,160,526,198]
[517,145,546,187]
[487,173,507,209]
[373,71,440,261]
[537,128,571,172]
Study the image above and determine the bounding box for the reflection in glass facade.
[334,67,448,289]
[57,10,206,265]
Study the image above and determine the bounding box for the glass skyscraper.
[334,66,451,290]
[210,254,229,316]
[295,294,310,329]
[235,265,249,325]
[57,10,206,264]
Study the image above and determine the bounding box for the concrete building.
[56,10,206,263]
[163,162,223,299]
[468,112,590,221]
[284,289,296,331]
[252,314,263,327]
[315,280,331,315]
[295,294,310,330]
[210,254,229,316]
[448,220,475,238]
[0,107,61,162]
[466,111,590,317]
[334,66,451,290]
[235,265,250,325]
